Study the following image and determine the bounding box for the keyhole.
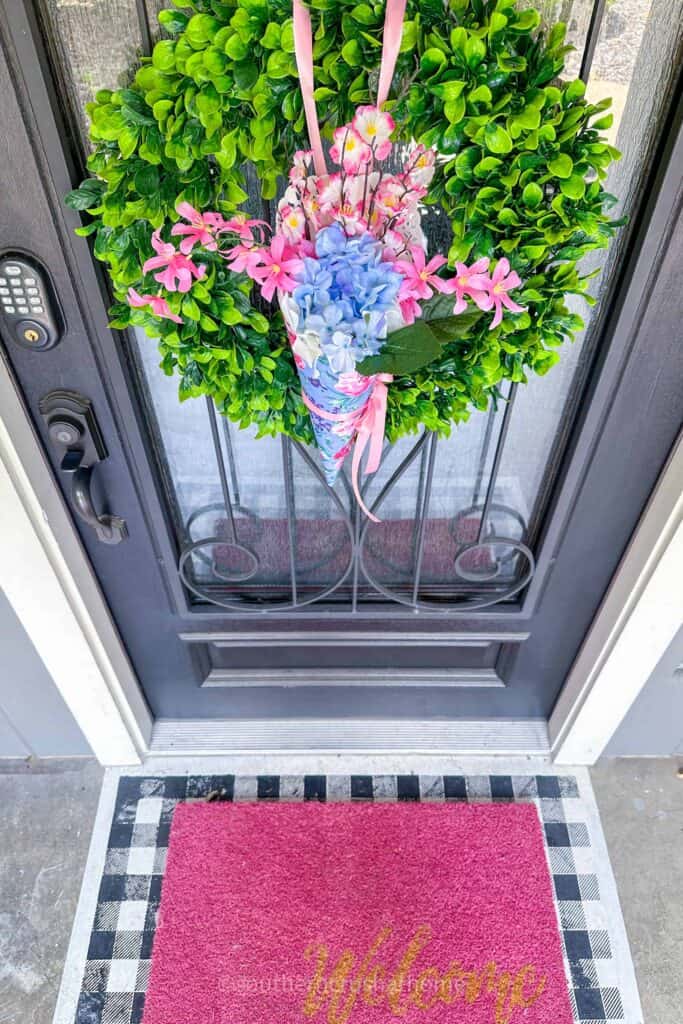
[24,328,40,343]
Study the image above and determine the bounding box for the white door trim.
[1,352,679,765]
[0,358,150,765]
[551,432,683,763]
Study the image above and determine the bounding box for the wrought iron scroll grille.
[177,388,536,613]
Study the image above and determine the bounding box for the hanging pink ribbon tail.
[292,0,327,177]
[376,0,408,108]
[302,374,393,522]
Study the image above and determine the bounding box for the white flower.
[279,294,300,333]
[280,184,301,208]
[399,209,427,249]
[292,330,322,370]
[280,205,306,242]
[352,106,395,158]
[385,303,406,334]
[345,171,380,208]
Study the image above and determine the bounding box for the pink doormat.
[143,803,573,1024]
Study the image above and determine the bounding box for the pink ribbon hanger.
[292,0,409,176]
[376,0,409,109]
[292,0,327,176]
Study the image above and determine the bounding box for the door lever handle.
[38,389,128,546]
[61,448,128,545]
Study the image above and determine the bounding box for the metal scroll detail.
[177,389,535,613]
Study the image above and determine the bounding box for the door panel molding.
[202,669,505,688]
[179,630,530,646]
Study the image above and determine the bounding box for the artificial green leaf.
[465,34,486,67]
[357,309,481,375]
[159,9,189,34]
[357,320,442,375]
[420,47,447,75]
[547,153,573,178]
[560,175,586,200]
[152,40,176,72]
[65,178,105,211]
[522,182,543,207]
[234,60,259,90]
[118,126,139,159]
[444,96,466,124]
[267,50,296,77]
[133,164,160,195]
[430,79,466,102]
[260,23,281,49]
[564,78,585,103]
[225,34,249,60]
[484,123,513,154]
[468,84,492,105]
[512,106,541,131]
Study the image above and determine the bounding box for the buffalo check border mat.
[52,762,643,1024]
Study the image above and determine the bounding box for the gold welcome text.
[302,925,547,1024]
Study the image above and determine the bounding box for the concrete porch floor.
[0,758,680,1024]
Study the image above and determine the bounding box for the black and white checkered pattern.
[74,773,625,1024]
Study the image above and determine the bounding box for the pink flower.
[279,205,306,242]
[447,258,494,315]
[329,126,372,173]
[171,202,221,254]
[487,258,526,329]
[404,144,436,187]
[223,242,266,276]
[142,230,205,293]
[352,106,395,160]
[251,235,303,302]
[289,149,313,182]
[317,174,342,208]
[127,287,183,323]
[396,245,451,301]
[373,179,405,217]
[220,214,270,243]
[398,294,422,325]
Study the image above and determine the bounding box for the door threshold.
[149,718,550,757]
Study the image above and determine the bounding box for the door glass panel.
[40,0,683,609]
[494,0,683,542]
[39,0,144,147]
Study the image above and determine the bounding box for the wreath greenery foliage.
[66,0,622,445]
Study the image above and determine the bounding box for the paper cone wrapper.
[279,294,374,485]
[297,354,374,486]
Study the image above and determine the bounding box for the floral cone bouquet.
[215,110,524,514]
[128,118,525,517]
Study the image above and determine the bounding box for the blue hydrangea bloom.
[290,225,403,370]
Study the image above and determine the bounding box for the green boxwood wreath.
[66,0,623,447]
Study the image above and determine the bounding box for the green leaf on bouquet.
[357,308,482,375]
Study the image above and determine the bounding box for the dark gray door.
[0,1,681,721]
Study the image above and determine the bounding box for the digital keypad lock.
[0,255,63,350]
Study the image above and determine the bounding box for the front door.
[0,1,681,730]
